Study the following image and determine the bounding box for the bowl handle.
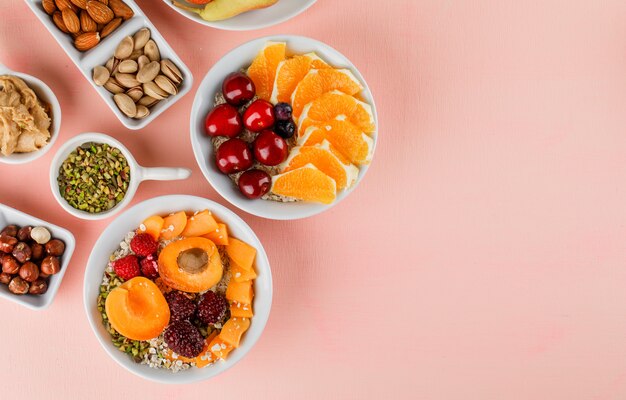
[139,167,191,181]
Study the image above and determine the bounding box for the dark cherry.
[215,138,253,174]
[204,104,243,138]
[243,99,275,132]
[274,102,292,121]
[222,72,255,106]
[253,130,288,166]
[275,119,297,139]
[238,169,271,199]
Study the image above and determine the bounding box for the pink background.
[1,0,626,398]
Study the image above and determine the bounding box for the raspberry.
[130,233,158,257]
[165,291,196,322]
[112,255,140,281]
[140,254,159,279]
[164,320,204,358]
[197,291,228,325]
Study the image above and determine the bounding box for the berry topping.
[215,138,254,174]
[275,119,297,139]
[238,169,271,199]
[165,291,197,322]
[140,254,159,280]
[253,130,288,166]
[222,72,255,106]
[243,99,275,132]
[274,102,292,121]
[205,104,243,138]
[197,290,228,325]
[112,255,141,281]
[130,233,158,257]
[163,320,205,358]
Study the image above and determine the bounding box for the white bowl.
[189,35,378,220]
[24,0,193,130]
[0,203,75,310]
[50,132,191,220]
[0,62,62,165]
[83,195,272,383]
[162,0,317,31]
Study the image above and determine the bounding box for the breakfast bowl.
[49,132,191,220]
[163,0,317,31]
[190,35,378,220]
[83,195,272,383]
[0,62,62,165]
[0,203,75,310]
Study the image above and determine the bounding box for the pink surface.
[1,0,626,398]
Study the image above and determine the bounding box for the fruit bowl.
[83,195,272,383]
[189,35,378,220]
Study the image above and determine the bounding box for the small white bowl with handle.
[0,62,61,165]
[49,132,191,220]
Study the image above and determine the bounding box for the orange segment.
[181,210,219,237]
[271,164,337,204]
[269,52,330,104]
[226,238,256,271]
[298,121,374,165]
[219,317,251,348]
[247,41,286,100]
[298,90,375,134]
[203,223,229,246]
[160,211,187,240]
[281,141,359,190]
[138,215,164,240]
[291,69,363,118]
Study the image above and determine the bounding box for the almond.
[108,0,133,20]
[100,17,121,38]
[70,0,88,9]
[42,0,57,15]
[80,10,97,32]
[55,0,77,12]
[62,9,80,33]
[97,0,109,5]
[52,11,70,33]
[86,0,113,24]
[74,31,100,51]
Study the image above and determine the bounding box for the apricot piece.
[158,237,223,293]
[203,223,229,245]
[226,238,256,271]
[138,215,164,240]
[181,210,219,237]
[219,317,251,348]
[226,279,254,304]
[230,301,254,318]
[160,211,187,240]
[105,277,170,341]
[231,261,257,283]
[209,336,233,360]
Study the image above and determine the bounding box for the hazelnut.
[39,269,51,279]
[8,276,29,295]
[40,256,61,275]
[0,272,12,285]
[0,234,17,254]
[17,226,32,242]
[12,242,32,263]
[30,243,44,261]
[1,254,20,275]
[19,262,39,283]
[0,225,18,237]
[30,226,51,245]
[45,239,65,257]
[28,279,48,295]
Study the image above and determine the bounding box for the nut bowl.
[0,203,75,310]
[83,195,272,383]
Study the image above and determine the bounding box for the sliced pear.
[173,0,279,22]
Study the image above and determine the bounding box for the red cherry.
[222,72,255,106]
[243,99,275,132]
[238,169,271,199]
[215,138,253,174]
[205,104,242,137]
[253,130,288,166]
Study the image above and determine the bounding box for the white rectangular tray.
[23,0,193,130]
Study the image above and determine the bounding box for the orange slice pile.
[270,52,330,104]
[247,42,286,101]
[271,164,337,204]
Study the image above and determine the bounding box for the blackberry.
[163,320,204,358]
[165,291,196,322]
[197,291,228,325]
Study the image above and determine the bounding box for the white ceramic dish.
[83,195,272,383]
[49,132,191,220]
[163,0,316,31]
[24,0,193,130]
[189,35,378,220]
[0,203,75,310]
[0,62,62,164]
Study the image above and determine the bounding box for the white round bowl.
[0,63,62,165]
[162,0,316,31]
[83,195,273,384]
[50,133,191,220]
[190,35,378,220]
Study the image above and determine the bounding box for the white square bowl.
[0,203,75,310]
[23,0,193,130]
